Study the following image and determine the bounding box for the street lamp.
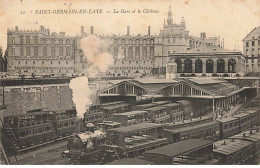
[212,94,215,120]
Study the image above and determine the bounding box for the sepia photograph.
[0,0,259,165]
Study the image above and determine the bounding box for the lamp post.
[212,94,215,120]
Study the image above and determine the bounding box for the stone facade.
[242,26,260,73]
[6,25,88,76]
[169,47,245,77]
[105,6,221,77]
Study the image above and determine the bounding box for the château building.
[6,6,245,77]
[6,25,88,76]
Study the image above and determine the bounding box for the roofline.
[242,27,259,41]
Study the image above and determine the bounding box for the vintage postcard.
[0,0,259,165]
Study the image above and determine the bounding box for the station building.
[98,78,255,119]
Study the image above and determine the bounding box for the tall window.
[34,47,38,56]
[34,36,38,44]
[51,47,55,57]
[51,39,55,45]
[12,48,15,56]
[142,47,147,59]
[135,47,140,59]
[66,39,70,45]
[252,37,255,46]
[20,36,23,44]
[26,47,30,56]
[114,47,118,57]
[12,37,15,44]
[66,47,70,56]
[20,47,23,56]
[150,47,154,57]
[246,41,249,47]
[59,47,63,56]
[128,47,133,60]
[59,39,63,45]
[43,47,47,57]
[26,36,30,44]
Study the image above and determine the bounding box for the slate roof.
[144,139,213,157]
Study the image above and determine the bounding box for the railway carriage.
[217,117,240,139]
[2,111,55,149]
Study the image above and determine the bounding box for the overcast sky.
[0,0,259,52]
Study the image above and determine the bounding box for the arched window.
[34,47,38,56]
[59,47,63,56]
[26,36,30,44]
[20,47,23,56]
[66,47,70,56]
[51,47,55,57]
[135,39,139,44]
[26,47,30,56]
[206,59,214,73]
[217,59,225,73]
[20,36,23,44]
[51,39,55,45]
[34,36,38,44]
[142,47,147,59]
[128,47,133,59]
[135,47,140,59]
[228,59,236,73]
[43,47,47,57]
[195,59,202,73]
[175,59,182,73]
[184,59,192,73]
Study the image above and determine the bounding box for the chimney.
[200,32,206,39]
[15,26,18,31]
[148,26,151,36]
[40,25,45,32]
[127,26,130,36]
[59,32,65,37]
[81,26,84,36]
[90,26,94,35]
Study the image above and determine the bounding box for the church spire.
[167,5,173,25]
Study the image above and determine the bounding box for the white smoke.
[69,35,114,118]
[117,47,125,60]
[69,77,92,118]
[80,35,114,77]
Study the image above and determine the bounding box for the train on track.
[1,108,78,153]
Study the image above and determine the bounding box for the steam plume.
[69,35,114,118]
